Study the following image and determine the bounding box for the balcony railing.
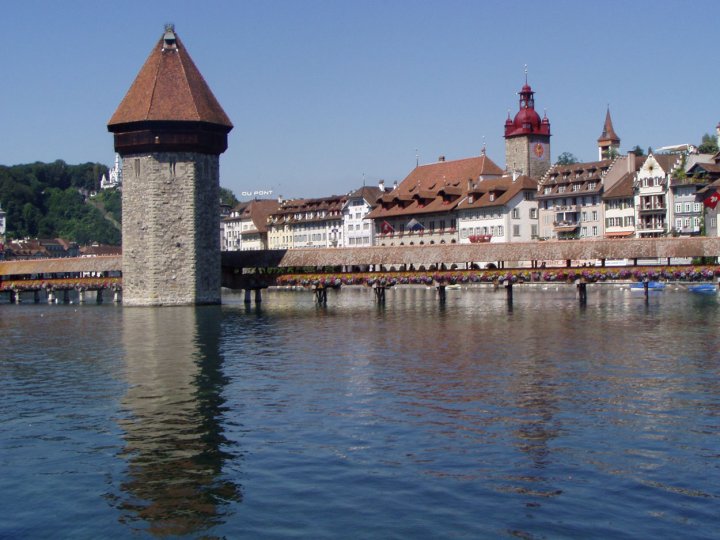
[636,204,665,213]
[636,222,666,232]
[553,220,579,227]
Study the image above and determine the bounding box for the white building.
[601,153,642,239]
[456,173,539,243]
[634,153,681,237]
[0,202,6,244]
[101,153,123,190]
[222,199,279,251]
[343,186,383,247]
[268,195,347,249]
[222,202,249,251]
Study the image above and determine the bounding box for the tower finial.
[481,136,486,156]
[524,64,528,84]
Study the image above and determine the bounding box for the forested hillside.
[0,160,121,245]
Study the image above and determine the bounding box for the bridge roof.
[222,237,720,268]
[0,256,122,277]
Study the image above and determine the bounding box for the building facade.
[366,154,504,247]
[343,186,383,247]
[456,173,538,243]
[537,160,613,240]
[602,153,641,238]
[268,196,347,249]
[634,154,681,237]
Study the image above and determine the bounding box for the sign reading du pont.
[240,189,274,198]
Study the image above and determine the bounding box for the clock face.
[534,143,545,158]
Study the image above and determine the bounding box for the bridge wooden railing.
[221,237,720,271]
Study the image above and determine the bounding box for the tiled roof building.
[537,159,614,239]
[268,195,347,249]
[366,154,504,246]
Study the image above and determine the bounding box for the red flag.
[703,191,720,209]
[381,221,395,234]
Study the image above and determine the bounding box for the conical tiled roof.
[108,26,232,128]
[598,107,619,143]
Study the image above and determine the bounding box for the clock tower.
[504,80,551,179]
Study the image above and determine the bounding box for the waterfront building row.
[220,80,720,251]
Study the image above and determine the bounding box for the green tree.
[629,145,644,156]
[0,161,119,244]
[219,186,239,206]
[555,152,579,165]
[698,133,719,154]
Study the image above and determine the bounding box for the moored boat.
[629,281,666,292]
[687,283,717,294]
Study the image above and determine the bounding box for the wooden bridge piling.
[436,284,446,303]
[577,280,588,305]
[314,285,328,305]
[373,284,386,303]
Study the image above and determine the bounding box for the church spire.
[598,107,620,160]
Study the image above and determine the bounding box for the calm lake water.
[2,285,719,539]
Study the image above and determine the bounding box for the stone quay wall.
[122,152,221,306]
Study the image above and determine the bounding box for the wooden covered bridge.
[1,237,719,303]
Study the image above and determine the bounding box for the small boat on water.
[688,283,717,295]
[629,281,666,292]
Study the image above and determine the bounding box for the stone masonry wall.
[122,152,221,306]
[505,136,551,179]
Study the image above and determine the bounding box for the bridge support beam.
[436,285,446,303]
[34,290,40,304]
[78,291,85,304]
[47,291,55,304]
[114,290,122,303]
[96,289,104,304]
[373,284,386,303]
[63,290,70,304]
[577,280,587,305]
[314,285,327,305]
[504,280,513,304]
[243,288,263,304]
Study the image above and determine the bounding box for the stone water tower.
[108,25,232,306]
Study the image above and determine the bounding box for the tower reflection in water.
[116,306,241,536]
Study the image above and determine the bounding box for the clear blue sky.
[1,0,718,199]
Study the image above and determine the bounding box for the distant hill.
[0,160,121,245]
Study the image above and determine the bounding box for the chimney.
[512,169,519,182]
[438,155,445,162]
[378,179,385,192]
[627,150,636,174]
[393,181,398,190]
[277,194,284,205]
